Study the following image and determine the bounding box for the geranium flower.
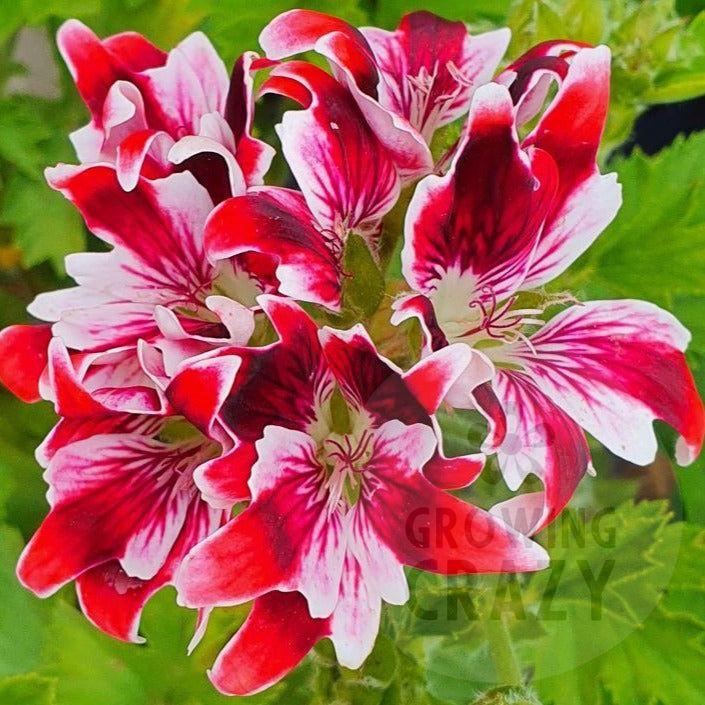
[57,20,273,199]
[172,300,548,694]
[203,59,405,310]
[15,341,225,642]
[259,9,510,177]
[393,49,705,534]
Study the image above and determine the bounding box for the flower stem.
[485,611,522,686]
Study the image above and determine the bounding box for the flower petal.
[259,9,379,95]
[204,187,342,310]
[520,46,621,288]
[365,422,548,574]
[319,325,430,426]
[402,83,557,303]
[18,432,212,596]
[328,555,382,669]
[41,165,214,352]
[362,12,509,139]
[265,62,400,238]
[0,324,52,403]
[223,51,277,186]
[208,591,330,696]
[76,498,222,643]
[506,300,705,466]
[488,370,591,534]
[177,425,345,618]
[57,19,165,126]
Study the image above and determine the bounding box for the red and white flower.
[173,302,548,694]
[203,60,403,310]
[58,19,273,198]
[17,409,225,644]
[393,56,705,534]
[259,9,510,177]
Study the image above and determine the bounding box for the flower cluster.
[0,9,703,696]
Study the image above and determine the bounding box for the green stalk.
[485,611,523,687]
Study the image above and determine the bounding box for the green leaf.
[426,502,696,704]
[44,593,259,705]
[553,131,705,308]
[341,234,385,319]
[0,99,52,178]
[593,523,705,705]
[1,172,85,273]
[0,525,53,677]
[0,673,57,705]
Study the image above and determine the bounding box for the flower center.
[319,430,374,514]
[406,61,472,141]
[433,285,544,356]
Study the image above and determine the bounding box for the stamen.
[459,286,546,346]
[321,430,374,515]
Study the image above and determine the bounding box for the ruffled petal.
[224,51,276,186]
[40,165,214,352]
[76,498,223,643]
[263,62,400,238]
[18,431,214,596]
[204,187,342,310]
[505,300,705,466]
[520,46,621,288]
[177,425,345,618]
[365,421,548,574]
[259,9,379,95]
[488,370,591,534]
[362,12,509,140]
[402,83,558,306]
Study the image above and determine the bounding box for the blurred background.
[1,1,705,704]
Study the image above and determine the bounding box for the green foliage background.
[1,1,705,704]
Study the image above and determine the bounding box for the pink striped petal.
[36,414,162,467]
[361,12,509,140]
[520,46,621,288]
[265,62,400,238]
[224,51,276,186]
[488,370,591,535]
[506,300,705,466]
[366,422,549,575]
[177,425,346,617]
[46,338,162,417]
[313,35,432,179]
[204,187,342,310]
[259,9,379,95]
[57,20,165,127]
[76,498,223,643]
[328,555,381,669]
[39,166,214,353]
[402,83,558,303]
[18,430,216,597]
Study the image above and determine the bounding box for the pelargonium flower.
[0,166,265,413]
[259,9,510,177]
[393,50,705,534]
[17,338,226,642]
[171,299,548,694]
[57,20,273,199]
[203,60,404,311]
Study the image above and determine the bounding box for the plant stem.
[485,611,523,686]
